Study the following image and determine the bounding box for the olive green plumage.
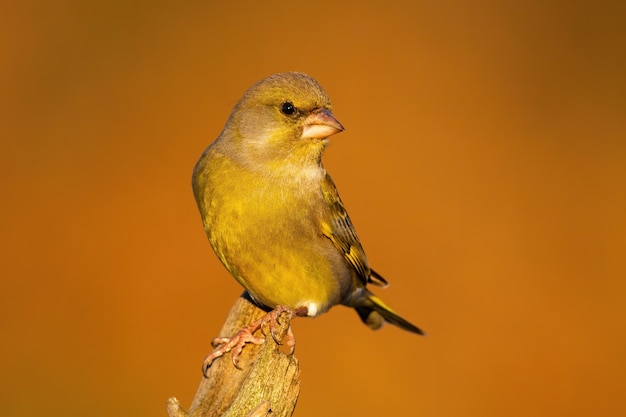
[192,72,423,335]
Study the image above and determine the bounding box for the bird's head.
[219,72,344,173]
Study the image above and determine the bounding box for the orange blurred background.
[2,1,625,416]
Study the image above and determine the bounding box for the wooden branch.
[167,294,301,417]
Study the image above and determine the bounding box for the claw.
[202,305,306,376]
[284,324,296,354]
[261,305,294,345]
[202,326,265,376]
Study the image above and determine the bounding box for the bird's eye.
[280,101,296,116]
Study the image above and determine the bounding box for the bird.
[192,72,423,372]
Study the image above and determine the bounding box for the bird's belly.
[209,211,351,315]
[235,235,349,315]
[202,166,354,316]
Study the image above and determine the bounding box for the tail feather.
[356,293,424,335]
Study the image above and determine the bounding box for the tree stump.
[167,294,301,417]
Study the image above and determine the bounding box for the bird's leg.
[260,305,308,354]
[202,305,308,376]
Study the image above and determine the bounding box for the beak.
[301,109,344,140]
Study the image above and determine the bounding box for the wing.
[320,174,388,287]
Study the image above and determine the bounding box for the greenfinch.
[193,72,423,370]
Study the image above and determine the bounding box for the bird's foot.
[202,324,265,375]
[260,305,297,351]
[202,305,307,376]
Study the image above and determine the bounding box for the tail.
[355,292,425,335]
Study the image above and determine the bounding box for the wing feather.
[320,174,382,286]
